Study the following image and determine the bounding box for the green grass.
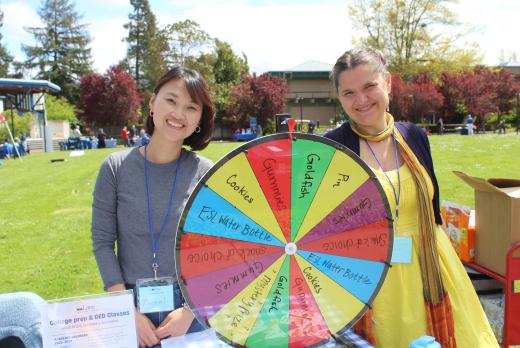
[0,134,518,299]
[0,143,238,300]
[430,133,520,207]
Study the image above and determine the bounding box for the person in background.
[1,139,12,158]
[466,114,474,135]
[91,66,215,348]
[436,117,444,135]
[97,128,107,149]
[498,119,506,134]
[121,126,130,147]
[12,137,25,157]
[73,124,82,139]
[19,133,29,154]
[70,124,83,149]
[324,47,497,348]
[307,120,315,134]
[129,125,137,146]
[139,128,150,146]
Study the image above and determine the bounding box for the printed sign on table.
[42,290,136,348]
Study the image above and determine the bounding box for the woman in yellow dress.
[325,47,498,347]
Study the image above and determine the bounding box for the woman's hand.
[135,309,160,348]
[154,307,195,339]
[106,285,159,346]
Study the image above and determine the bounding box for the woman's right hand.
[135,309,160,348]
[106,285,159,347]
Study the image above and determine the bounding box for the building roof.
[0,78,61,93]
[285,60,333,72]
[501,61,520,67]
[269,60,333,80]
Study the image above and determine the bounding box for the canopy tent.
[0,78,61,152]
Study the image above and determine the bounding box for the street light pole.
[516,93,520,134]
[296,96,303,131]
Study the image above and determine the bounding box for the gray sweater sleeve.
[91,155,125,289]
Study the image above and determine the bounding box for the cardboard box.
[441,200,475,262]
[453,171,520,275]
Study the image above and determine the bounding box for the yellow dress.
[370,163,499,347]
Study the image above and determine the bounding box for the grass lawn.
[0,133,518,299]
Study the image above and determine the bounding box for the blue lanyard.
[144,145,183,279]
[365,129,401,220]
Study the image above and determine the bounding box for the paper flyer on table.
[42,290,137,348]
[161,328,227,348]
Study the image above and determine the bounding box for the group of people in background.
[0,134,28,160]
[64,124,149,150]
[121,125,149,147]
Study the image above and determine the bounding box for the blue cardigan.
[324,121,442,225]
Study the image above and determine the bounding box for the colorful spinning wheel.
[176,133,393,347]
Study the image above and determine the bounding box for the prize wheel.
[176,132,393,347]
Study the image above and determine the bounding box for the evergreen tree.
[123,0,167,95]
[0,8,13,76]
[210,39,249,117]
[213,39,247,85]
[23,0,92,103]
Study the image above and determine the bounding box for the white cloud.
[1,2,42,58]
[155,2,353,73]
[88,17,127,72]
[447,0,520,64]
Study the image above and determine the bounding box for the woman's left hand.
[154,307,195,339]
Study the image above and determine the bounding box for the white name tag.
[136,277,175,313]
[391,237,413,264]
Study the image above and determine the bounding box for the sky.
[1,0,519,75]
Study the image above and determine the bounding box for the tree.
[122,0,167,95]
[348,0,480,78]
[162,19,212,66]
[437,66,498,123]
[389,74,407,120]
[78,66,142,127]
[182,38,250,119]
[45,95,77,123]
[0,8,13,76]
[23,0,92,102]
[437,71,464,122]
[389,73,443,122]
[226,73,288,131]
[0,110,33,140]
[213,39,248,85]
[208,39,249,117]
[406,73,444,122]
[492,68,520,122]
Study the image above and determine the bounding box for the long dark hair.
[146,66,215,151]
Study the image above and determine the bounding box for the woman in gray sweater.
[91,66,215,347]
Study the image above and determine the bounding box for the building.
[501,61,520,81]
[269,60,338,127]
